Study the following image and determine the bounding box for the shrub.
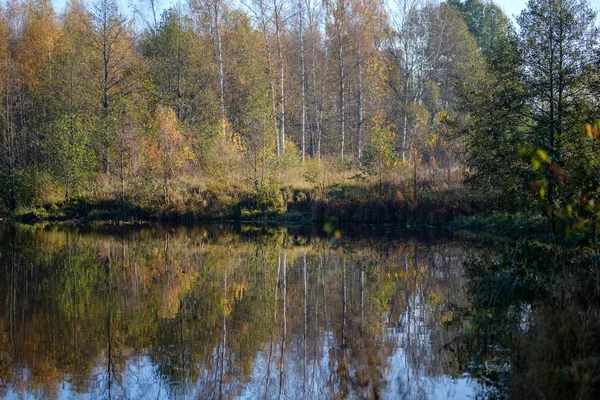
[0,167,56,210]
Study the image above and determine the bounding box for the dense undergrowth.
[5,180,475,226]
[0,151,480,226]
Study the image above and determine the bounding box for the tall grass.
[3,147,470,225]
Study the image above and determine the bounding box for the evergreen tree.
[518,0,600,212]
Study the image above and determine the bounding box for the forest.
[0,0,599,229]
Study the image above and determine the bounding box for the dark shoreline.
[3,186,474,226]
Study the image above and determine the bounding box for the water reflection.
[462,240,600,399]
[0,223,480,399]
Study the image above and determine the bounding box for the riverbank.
[4,182,566,243]
[3,183,476,227]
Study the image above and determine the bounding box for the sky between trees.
[46,0,543,19]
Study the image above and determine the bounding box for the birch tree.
[325,0,349,163]
[385,0,428,162]
[350,0,385,161]
[190,0,228,138]
[245,0,280,153]
[296,0,306,162]
[305,0,324,158]
[271,0,288,154]
[91,0,133,173]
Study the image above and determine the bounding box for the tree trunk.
[310,31,317,158]
[317,46,328,160]
[102,14,111,174]
[357,40,363,161]
[298,0,306,163]
[257,0,280,156]
[273,0,286,154]
[214,4,227,140]
[337,22,345,164]
[402,80,408,163]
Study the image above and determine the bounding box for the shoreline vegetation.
[1,181,549,241]
[4,178,474,226]
[1,199,566,249]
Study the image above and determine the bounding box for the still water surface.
[0,223,485,399]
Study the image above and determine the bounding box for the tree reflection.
[0,223,477,399]
[461,241,600,399]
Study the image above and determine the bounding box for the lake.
[1,222,584,399]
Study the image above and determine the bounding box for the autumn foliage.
[147,105,195,200]
[0,0,598,226]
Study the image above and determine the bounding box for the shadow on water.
[458,240,600,400]
[0,223,598,399]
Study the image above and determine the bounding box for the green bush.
[0,167,49,210]
[243,185,286,216]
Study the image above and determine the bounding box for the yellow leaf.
[536,149,548,162]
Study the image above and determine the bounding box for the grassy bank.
[5,182,476,227]
[5,183,562,241]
